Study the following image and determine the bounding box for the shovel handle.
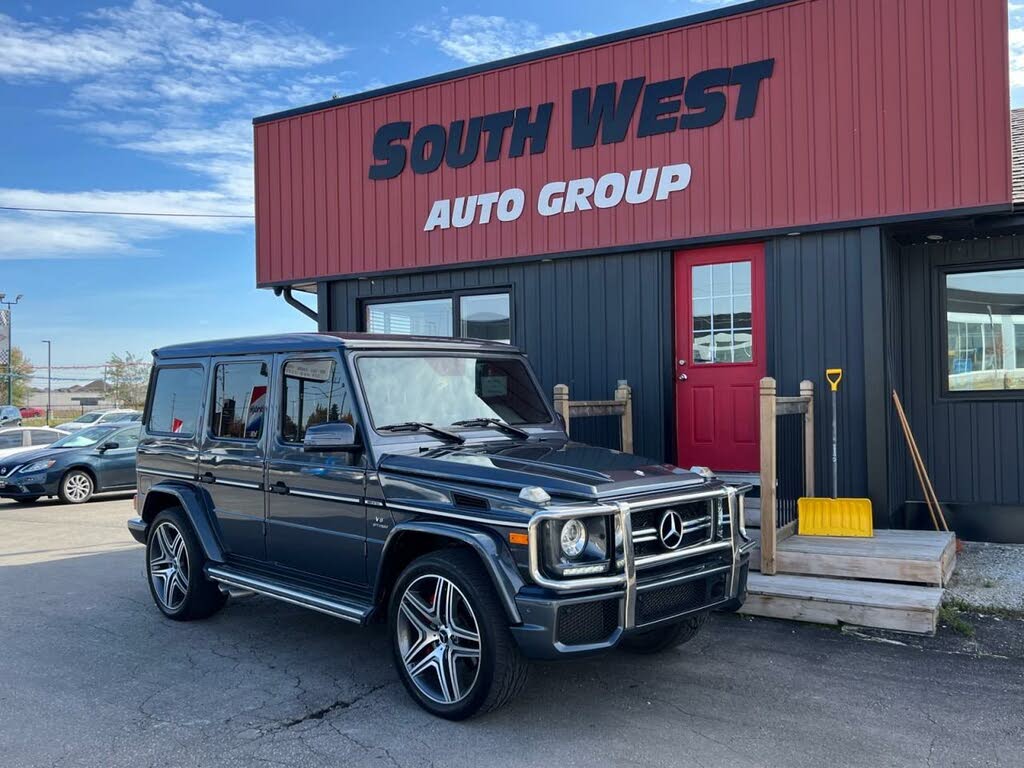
[826,368,843,392]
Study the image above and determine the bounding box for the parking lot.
[1,496,1022,768]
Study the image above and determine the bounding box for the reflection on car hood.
[378,439,709,501]
[0,445,78,471]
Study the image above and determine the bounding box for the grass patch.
[938,601,976,638]
[943,595,1024,621]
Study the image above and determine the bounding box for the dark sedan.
[0,423,140,504]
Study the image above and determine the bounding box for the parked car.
[19,406,44,419]
[127,334,754,719]
[0,422,141,504]
[56,409,142,432]
[0,427,69,460]
[0,405,22,428]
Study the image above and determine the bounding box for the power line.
[0,205,253,219]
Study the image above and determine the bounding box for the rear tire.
[146,507,227,621]
[58,470,94,504]
[620,613,708,654]
[389,549,528,720]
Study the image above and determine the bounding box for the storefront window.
[366,298,453,337]
[692,261,752,363]
[945,268,1024,393]
[460,293,511,343]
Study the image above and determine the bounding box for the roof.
[253,0,791,125]
[1013,108,1024,205]
[152,333,521,360]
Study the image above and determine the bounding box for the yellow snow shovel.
[797,368,873,537]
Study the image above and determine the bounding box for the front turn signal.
[508,531,529,546]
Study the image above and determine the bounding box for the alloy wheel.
[396,574,482,705]
[63,473,92,503]
[149,522,190,612]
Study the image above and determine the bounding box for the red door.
[674,244,766,472]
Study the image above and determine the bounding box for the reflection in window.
[460,293,511,343]
[946,268,1024,392]
[366,299,453,337]
[211,362,268,440]
[692,261,752,364]
[281,358,353,443]
[148,367,204,435]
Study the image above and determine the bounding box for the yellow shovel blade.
[797,497,874,537]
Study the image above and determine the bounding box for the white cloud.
[413,15,593,65]
[0,1,351,259]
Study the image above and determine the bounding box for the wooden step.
[774,530,956,586]
[740,573,943,634]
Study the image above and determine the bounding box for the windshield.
[50,425,118,448]
[73,412,103,424]
[357,355,551,429]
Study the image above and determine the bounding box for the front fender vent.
[451,492,490,511]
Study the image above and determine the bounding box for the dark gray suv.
[128,333,754,719]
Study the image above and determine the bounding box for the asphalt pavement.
[1,496,1022,768]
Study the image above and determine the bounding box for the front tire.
[620,613,708,654]
[146,507,226,621]
[58,470,94,504]
[389,549,528,720]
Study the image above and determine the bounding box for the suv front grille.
[630,499,716,559]
[556,599,619,645]
[635,572,727,625]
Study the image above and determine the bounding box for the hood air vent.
[451,492,490,511]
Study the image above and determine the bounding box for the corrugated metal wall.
[327,251,674,459]
[255,0,1011,286]
[889,236,1024,507]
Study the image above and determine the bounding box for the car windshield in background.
[50,425,118,448]
[73,412,102,424]
[357,355,551,429]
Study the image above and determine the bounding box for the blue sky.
[1,0,1022,386]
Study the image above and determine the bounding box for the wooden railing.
[760,377,814,575]
[552,380,633,454]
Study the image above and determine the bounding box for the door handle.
[678,373,688,381]
[269,481,290,495]
[199,471,215,484]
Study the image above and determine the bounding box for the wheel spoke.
[171,571,189,600]
[400,600,432,635]
[160,568,175,606]
[156,525,174,559]
[403,590,437,627]
[441,646,460,703]
[401,631,435,667]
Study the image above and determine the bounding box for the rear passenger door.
[199,357,270,562]
[96,425,141,488]
[265,353,367,585]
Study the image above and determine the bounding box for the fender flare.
[140,481,226,563]
[374,521,525,624]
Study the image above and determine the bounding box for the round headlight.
[559,518,588,558]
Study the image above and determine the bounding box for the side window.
[116,426,142,447]
[148,367,204,436]
[211,361,269,440]
[0,433,22,449]
[30,430,60,446]
[281,358,355,444]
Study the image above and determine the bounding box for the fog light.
[560,518,588,558]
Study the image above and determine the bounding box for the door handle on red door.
[678,373,688,381]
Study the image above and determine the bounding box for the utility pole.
[43,339,52,425]
[0,293,23,405]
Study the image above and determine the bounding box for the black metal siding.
[326,251,675,460]
[888,235,1024,508]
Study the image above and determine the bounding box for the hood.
[378,440,709,501]
[0,445,76,473]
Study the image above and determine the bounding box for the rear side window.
[30,430,59,446]
[281,358,355,444]
[148,367,204,436]
[211,361,269,440]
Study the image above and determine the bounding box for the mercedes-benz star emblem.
[658,509,686,550]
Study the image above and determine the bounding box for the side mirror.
[101,441,119,451]
[303,422,360,453]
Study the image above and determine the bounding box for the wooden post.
[615,380,633,454]
[800,379,814,497]
[553,384,570,431]
[759,377,778,575]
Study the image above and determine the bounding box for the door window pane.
[211,362,269,440]
[460,293,511,343]
[281,358,355,443]
[147,366,204,436]
[946,268,1024,392]
[692,261,753,364]
[366,298,453,337]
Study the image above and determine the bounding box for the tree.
[1,346,34,405]
[104,352,150,408]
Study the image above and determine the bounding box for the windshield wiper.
[451,417,530,439]
[377,421,465,444]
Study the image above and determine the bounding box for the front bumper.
[512,488,756,659]
[0,471,57,499]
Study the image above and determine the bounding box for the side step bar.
[205,565,373,625]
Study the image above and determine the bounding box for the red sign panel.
[254,0,1010,286]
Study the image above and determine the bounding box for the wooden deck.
[741,573,944,635]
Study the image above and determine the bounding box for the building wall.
[326,250,675,460]
[887,235,1024,539]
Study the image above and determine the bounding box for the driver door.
[96,425,141,488]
